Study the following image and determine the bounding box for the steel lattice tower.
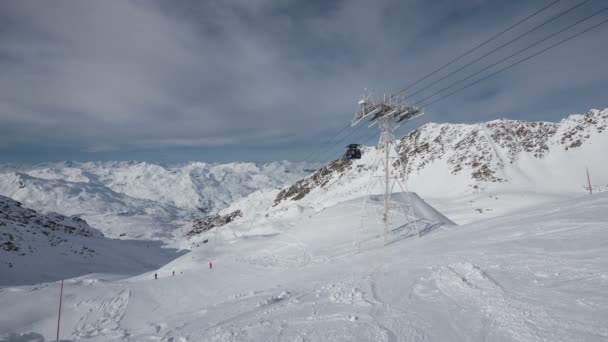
[352,91,423,245]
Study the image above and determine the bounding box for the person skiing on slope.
[209,261,213,269]
[154,273,158,280]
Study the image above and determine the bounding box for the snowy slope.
[1,190,606,341]
[399,108,608,195]
[0,195,181,287]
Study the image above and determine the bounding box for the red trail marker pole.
[587,168,592,195]
[56,279,64,341]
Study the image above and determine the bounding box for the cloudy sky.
[1,0,607,163]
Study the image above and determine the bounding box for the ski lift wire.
[405,0,593,100]
[418,16,608,108]
[301,122,351,162]
[391,0,564,97]
[303,0,598,166]
[352,13,608,149]
[414,7,608,106]
[303,1,563,165]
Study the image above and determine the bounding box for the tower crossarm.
[352,89,424,245]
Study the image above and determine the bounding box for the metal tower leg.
[352,91,423,247]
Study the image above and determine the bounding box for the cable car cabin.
[344,144,362,160]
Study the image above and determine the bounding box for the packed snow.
[1,190,607,341]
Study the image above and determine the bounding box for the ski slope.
[1,191,607,341]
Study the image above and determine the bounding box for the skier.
[209,261,213,270]
[172,270,175,277]
[154,273,158,280]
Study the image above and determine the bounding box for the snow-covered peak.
[271,108,608,208]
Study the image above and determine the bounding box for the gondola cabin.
[344,144,362,160]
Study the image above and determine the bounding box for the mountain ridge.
[0,194,182,286]
[265,108,608,212]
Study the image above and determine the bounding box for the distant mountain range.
[2,108,607,248]
[2,109,607,284]
[0,161,311,242]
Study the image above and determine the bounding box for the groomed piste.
[2,190,607,341]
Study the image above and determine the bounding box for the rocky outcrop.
[274,158,352,205]
[186,210,243,237]
[274,109,608,205]
[1,195,103,265]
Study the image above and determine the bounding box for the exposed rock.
[186,210,243,237]
[273,109,608,205]
[274,158,352,205]
[0,195,102,258]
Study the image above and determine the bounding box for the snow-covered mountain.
[0,171,184,242]
[0,195,180,286]
[1,110,607,341]
[1,194,102,258]
[274,108,608,207]
[0,161,311,242]
[398,108,608,195]
[189,108,608,234]
[10,161,310,211]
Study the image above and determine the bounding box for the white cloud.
[0,0,606,153]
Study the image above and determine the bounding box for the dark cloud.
[0,0,606,161]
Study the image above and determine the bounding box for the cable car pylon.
[352,90,423,246]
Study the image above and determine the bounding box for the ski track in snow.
[2,191,608,341]
[358,279,427,342]
[233,233,313,269]
[72,286,130,339]
[415,262,579,341]
[133,278,411,341]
